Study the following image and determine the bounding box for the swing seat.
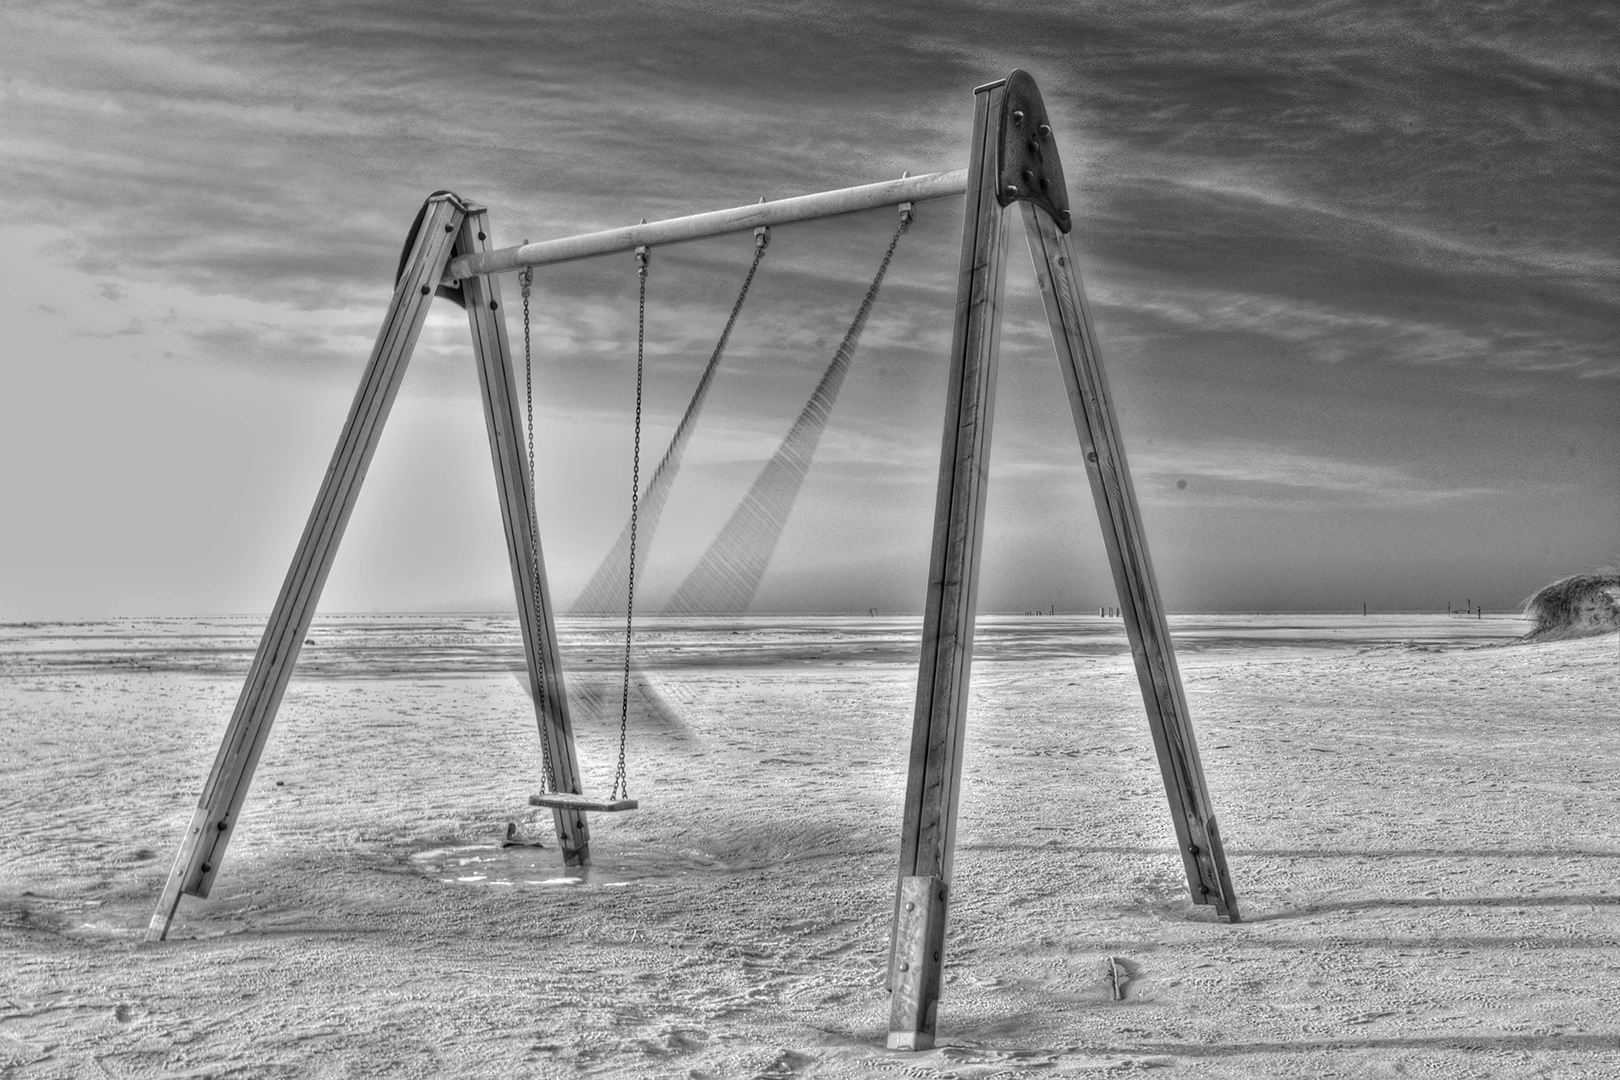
[529,792,639,812]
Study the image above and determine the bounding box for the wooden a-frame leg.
[147,194,469,942]
[1020,201,1240,922]
[455,209,592,867]
[888,76,1011,1052]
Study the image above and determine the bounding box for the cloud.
[2,0,1613,615]
[0,223,384,385]
[1132,438,1503,507]
[1090,281,1618,383]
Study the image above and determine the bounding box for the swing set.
[147,70,1239,1052]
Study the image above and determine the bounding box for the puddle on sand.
[409,845,647,887]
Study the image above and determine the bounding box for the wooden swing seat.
[529,792,639,812]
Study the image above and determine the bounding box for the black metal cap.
[994,70,1072,232]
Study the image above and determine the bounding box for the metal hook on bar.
[754,196,771,250]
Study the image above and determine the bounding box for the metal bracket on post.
[397,189,473,306]
[754,196,771,250]
[994,71,1072,232]
[887,876,949,1051]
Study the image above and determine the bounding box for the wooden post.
[1019,200,1240,922]
[888,76,1010,1051]
[456,207,593,866]
[147,193,469,941]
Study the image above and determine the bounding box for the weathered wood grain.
[528,792,638,813]
[889,77,1010,1049]
[459,208,598,866]
[887,875,949,1051]
[148,194,468,941]
[1020,200,1239,922]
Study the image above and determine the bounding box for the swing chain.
[520,258,557,794]
[614,247,649,801]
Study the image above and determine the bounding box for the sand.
[2,613,1616,1078]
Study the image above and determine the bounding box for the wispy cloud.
[1090,282,1618,382]
[2,0,1613,615]
[1133,438,1503,507]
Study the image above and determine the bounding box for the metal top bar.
[446,168,968,281]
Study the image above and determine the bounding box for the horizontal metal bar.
[445,169,968,281]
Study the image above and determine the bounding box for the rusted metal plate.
[996,69,1071,232]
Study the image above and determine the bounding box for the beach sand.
[2,613,1616,1078]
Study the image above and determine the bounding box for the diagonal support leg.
[1020,200,1240,922]
[147,193,469,941]
[455,209,593,867]
[888,76,1011,1052]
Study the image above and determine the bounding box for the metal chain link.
[614,248,649,801]
[531,217,882,804]
[520,262,557,794]
[722,231,770,350]
[880,206,911,280]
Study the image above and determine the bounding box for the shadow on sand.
[1247,893,1620,922]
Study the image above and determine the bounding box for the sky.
[1,0,1615,618]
